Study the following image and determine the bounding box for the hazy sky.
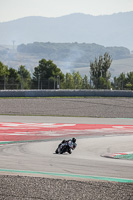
[0,0,133,22]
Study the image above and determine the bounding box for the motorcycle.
[55,139,77,154]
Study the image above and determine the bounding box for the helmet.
[72,138,76,143]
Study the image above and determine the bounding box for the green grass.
[0,96,132,99]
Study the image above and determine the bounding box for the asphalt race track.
[1,134,133,180]
[0,116,133,181]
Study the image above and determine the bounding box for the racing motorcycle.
[55,138,77,154]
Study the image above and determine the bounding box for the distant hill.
[0,12,133,50]
[17,42,131,61]
[0,42,132,78]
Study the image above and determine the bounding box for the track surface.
[1,135,133,180]
[0,116,133,181]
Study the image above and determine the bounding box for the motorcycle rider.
[55,137,77,154]
[67,137,77,154]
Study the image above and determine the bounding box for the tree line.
[0,59,90,90]
[0,52,133,90]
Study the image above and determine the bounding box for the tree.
[82,75,90,89]
[18,65,31,89]
[90,52,112,89]
[32,59,64,89]
[126,72,133,90]
[113,73,126,90]
[62,73,75,89]
[62,72,90,89]
[0,61,9,89]
[62,72,85,89]
[112,72,133,90]
[7,68,20,89]
[72,72,83,89]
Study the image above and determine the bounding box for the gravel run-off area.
[0,175,133,200]
[0,97,133,118]
[0,97,133,199]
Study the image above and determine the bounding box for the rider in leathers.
[55,138,77,154]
